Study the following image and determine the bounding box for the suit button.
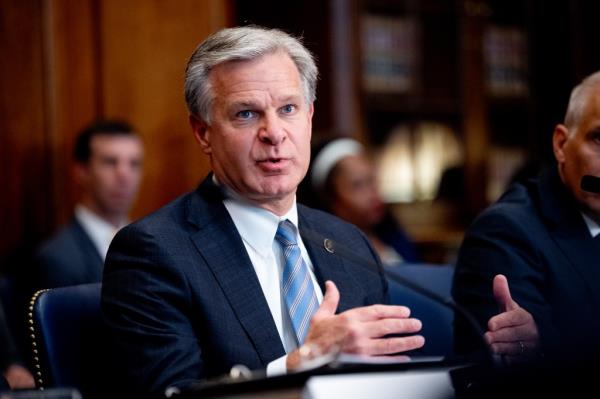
[323,239,334,253]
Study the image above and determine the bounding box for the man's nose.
[258,113,286,145]
[115,161,135,181]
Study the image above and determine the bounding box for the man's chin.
[248,184,297,203]
[104,202,133,217]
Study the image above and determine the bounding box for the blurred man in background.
[35,120,144,289]
[453,71,600,374]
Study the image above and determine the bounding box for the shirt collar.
[581,212,600,238]
[216,176,299,258]
[75,205,126,259]
[75,204,122,232]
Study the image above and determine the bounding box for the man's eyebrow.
[586,125,600,134]
[229,100,258,108]
[278,94,302,103]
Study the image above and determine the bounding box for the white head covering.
[310,138,363,189]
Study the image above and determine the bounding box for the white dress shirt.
[581,212,600,238]
[221,187,324,376]
[75,205,126,260]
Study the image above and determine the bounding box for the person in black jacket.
[34,120,144,289]
[101,26,424,398]
[453,71,600,369]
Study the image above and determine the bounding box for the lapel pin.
[323,238,335,253]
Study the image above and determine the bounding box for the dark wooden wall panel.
[44,0,101,225]
[100,0,229,219]
[0,0,231,269]
[0,0,51,264]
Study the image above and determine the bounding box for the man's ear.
[190,114,212,154]
[552,124,569,163]
[307,102,314,140]
[72,162,88,186]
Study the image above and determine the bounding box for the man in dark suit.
[35,121,144,289]
[453,71,600,369]
[102,26,425,398]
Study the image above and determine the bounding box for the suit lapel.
[187,178,285,364]
[299,210,366,313]
[553,227,600,286]
[551,218,600,311]
[72,219,104,280]
[538,170,600,311]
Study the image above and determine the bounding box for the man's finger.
[312,280,339,321]
[487,308,531,331]
[489,340,531,356]
[485,324,538,344]
[493,274,519,312]
[345,304,411,322]
[368,335,425,356]
[364,318,422,338]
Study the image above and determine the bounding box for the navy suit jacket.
[452,168,600,365]
[102,176,388,397]
[35,219,103,289]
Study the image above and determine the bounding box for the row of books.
[361,14,420,93]
[361,15,529,98]
[484,26,529,97]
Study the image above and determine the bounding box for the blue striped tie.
[275,220,319,345]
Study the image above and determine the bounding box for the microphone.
[300,228,493,365]
[581,175,600,194]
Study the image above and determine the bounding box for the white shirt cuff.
[266,354,288,377]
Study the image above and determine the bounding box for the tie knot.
[275,220,298,247]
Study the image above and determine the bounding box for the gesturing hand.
[287,280,424,370]
[485,274,540,364]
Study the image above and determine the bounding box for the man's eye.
[236,110,254,119]
[281,104,296,114]
[101,158,118,166]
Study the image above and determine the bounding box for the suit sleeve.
[101,224,202,398]
[451,208,559,355]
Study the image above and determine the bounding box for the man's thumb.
[493,274,518,312]
[314,280,339,319]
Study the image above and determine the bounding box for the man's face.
[78,134,144,220]
[191,51,314,214]
[554,90,600,221]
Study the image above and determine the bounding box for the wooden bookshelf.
[234,0,598,261]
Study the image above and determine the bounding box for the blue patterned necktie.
[275,219,319,345]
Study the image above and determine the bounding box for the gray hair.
[564,70,600,132]
[184,26,318,123]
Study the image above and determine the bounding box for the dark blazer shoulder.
[37,219,92,258]
[35,219,103,288]
[473,181,539,227]
[298,203,365,238]
[119,176,224,239]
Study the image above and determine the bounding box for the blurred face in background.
[554,89,600,222]
[327,154,386,230]
[76,134,144,224]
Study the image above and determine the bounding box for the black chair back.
[29,283,103,397]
